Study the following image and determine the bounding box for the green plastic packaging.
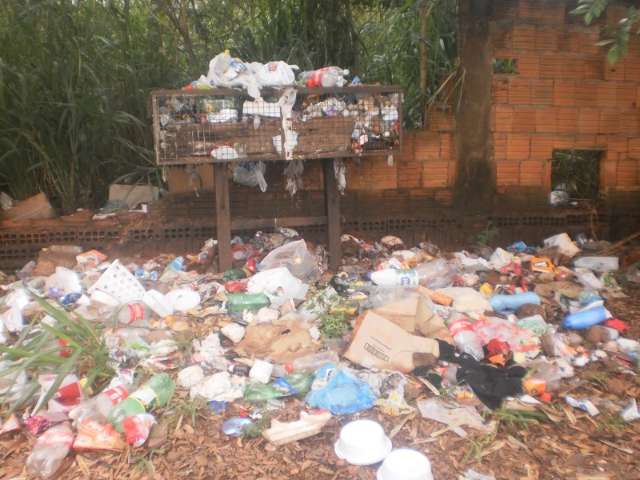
[243,373,313,402]
[227,293,270,313]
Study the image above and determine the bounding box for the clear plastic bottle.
[369,259,454,289]
[116,303,152,326]
[107,373,175,432]
[448,319,484,360]
[26,422,74,478]
[69,384,131,426]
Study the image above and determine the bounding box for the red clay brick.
[414,132,441,161]
[578,109,600,135]
[493,105,513,133]
[520,160,544,186]
[596,83,617,108]
[422,161,450,188]
[575,82,598,107]
[617,160,639,186]
[509,78,532,104]
[507,134,531,160]
[616,83,637,109]
[512,107,537,132]
[574,135,599,149]
[535,108,557,133]
[556,108,578,134]
[440,133,453,161]
[540,55,565,78]
[624,59,640,82]
[630,139,640,159]
[535,28,559,52]
[494,133,508,160]
[553,80,576,106]
[492,78,510,103]
[601,159,617,188]
[517,54,541,78]
[554,137,577,150]
[599,111,620,134]
[496,161,521,186]
[530,79,554,105]
[619,112,640,136]
[530,135,554,160]
[583,58,604,80]
[513,25,536,50]
[605,62,625,81]
[607,135,628,154]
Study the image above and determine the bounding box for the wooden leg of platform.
[323,158,342,272]
[214,162,232,272]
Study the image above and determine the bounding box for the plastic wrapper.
[73,420,126,451]
[244,373,314,402]
[123,413,156,447]
[233,161,267,192]
[258,239,319,281]
[306,364,376,415]
[283,159,304,195]
[247,267,309,306]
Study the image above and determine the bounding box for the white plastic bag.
[232,161,268,192]
[250,61,298,87]
[207,52,261,99]
[247,267,309,306]
[259,240,319,281]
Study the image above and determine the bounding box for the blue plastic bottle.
[490,292,541,312]
[562,306,608,330]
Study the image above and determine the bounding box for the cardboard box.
[4,193,55,221]
[344,311,440,373]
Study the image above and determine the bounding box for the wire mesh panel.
[151,86,402,165]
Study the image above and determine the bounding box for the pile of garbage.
[0,229,639,478]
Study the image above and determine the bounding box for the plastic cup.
[377,449,433,480]
[334,420,392,466]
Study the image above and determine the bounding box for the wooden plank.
[231,216,327,231]
[323,158,342,271]
[214,162,232,272]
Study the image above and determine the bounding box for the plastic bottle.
[227,292,270,313]
[69,384,131,426]
[448,318,484,360]
[299,67,350,88]
[562,305,608,330]
[369,259,454,289]
[369,268,418,288]
[116,303,153,326]
[26,422,74,478]
[490,292,540,312]
[107,373,175,432]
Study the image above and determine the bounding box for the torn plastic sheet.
[233,161,268,192]
[284,160,304,196]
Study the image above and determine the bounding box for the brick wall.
[490,0,640,197]
[166,0,640,210]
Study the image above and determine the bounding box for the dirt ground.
[1,285,639,480]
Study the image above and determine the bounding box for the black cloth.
[454,353,526,410]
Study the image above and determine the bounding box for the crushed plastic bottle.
[449,318,484,360]
[369,259,455,289]
[116,303,153,326]
[108,373,175,432]
[69,384,131,427]
[26,422,74,478]
[299,67,349,88]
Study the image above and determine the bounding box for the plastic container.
[69,384,130,426]
[227,293,270,313]
[108,373,175,432]
[562,305,608,330]
[449,319,484,360]
[116,303,152,326]
[377,449,433,480]
[334,420,392,466]
[490,292,540,312]
[26,423,74,479]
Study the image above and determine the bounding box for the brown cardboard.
[4,193,55,221]
[372,291,452,342]
[344,311,440,373]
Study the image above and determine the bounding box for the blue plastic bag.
[306,364,376,415]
